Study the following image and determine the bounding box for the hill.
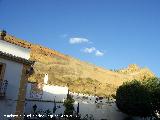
[2,33,155,97]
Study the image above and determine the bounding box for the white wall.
[71,92,127,120]
[25,83,68,119]
[42,85,68,102]
[0,58,23,120]
[26,83,68,102]
[25,101,65,117]
[0,39,30,59]
[25,83,128,120]
[73,102,127,120]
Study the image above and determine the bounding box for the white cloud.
[95,50,104,56]
[69,36,104,57]
[83,47,96,53]
[82,47,104,57]
[69,37,89,44]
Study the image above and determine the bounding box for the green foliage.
[116,80,152,117]
[116,78,160,118]
[64,94,75,116]
[143,78,160,116]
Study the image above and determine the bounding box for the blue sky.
[0,0,160,77]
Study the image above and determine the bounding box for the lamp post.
[53,99,57,114]
[77,102,79,115]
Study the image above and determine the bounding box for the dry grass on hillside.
[3,34,155,97]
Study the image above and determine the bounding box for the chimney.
[44,73,48,84]
[0,30,7,40]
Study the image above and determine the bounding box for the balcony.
[0,79,8,97]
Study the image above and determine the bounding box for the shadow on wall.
[24,83,68,117]
[25,91,66,119]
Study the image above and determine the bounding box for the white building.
[25,75,68,117]
[25,74,127,120]
[0,31,34,120]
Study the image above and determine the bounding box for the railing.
[0,79,8,97]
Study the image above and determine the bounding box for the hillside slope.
[2,34,155,97]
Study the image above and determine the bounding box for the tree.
[142,78,160,117]
[116,78,160,118]
[64,93,75,116]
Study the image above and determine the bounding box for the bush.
[116,78,160,118]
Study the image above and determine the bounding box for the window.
[0,65,2,75]
[0,63,6,80]
[0,63,7,97]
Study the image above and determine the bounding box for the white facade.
[0,39,30,59]
[25,83,68,118]
[25,101,65,117]
[0,38,32,120]
[0,58,23,120]
[71,92,127,120]
[26,83,68,102]
[25,83,128,120]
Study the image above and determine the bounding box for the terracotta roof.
[0,33,31,49]
[0,51,34,65]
